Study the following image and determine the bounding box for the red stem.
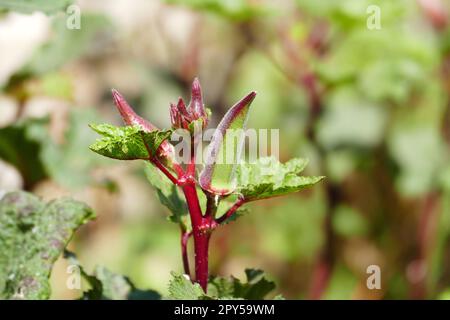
[151,144,211,292]
[182,182,210,292]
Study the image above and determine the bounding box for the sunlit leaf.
[235,156,324,201]
[168,272,204,300]
[199,92,256,195]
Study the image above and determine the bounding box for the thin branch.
[181,229,192,278]
[139,130,180,184]
[151,157,179,185]
[216,197,246,224]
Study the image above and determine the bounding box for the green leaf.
[89,124,172,161]
[92,266,161,300]
[199,92,256,195]
[316,89,387,149]
[168,272,204,300]
[235,156,324,201]
[208,268,276,300]
[207,276,235,298]
[0,0,72,14]
[0,191,95,299]
[168,270,276,300]
[144,164,189,230]
[236,269,276,300]
[64,251,160,300]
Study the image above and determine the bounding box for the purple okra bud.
[170,99,191,130]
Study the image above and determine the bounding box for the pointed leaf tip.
[213,91,256,132]
[110,89,156,132]
[236,91,257,110]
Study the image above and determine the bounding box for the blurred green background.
[0,0,449,299]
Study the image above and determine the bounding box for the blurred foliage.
[89,124,172,160]
[0,118,49,188]
[0,109,105,189]
[22,14,112,76]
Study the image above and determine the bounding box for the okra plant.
[89,78,323,292]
